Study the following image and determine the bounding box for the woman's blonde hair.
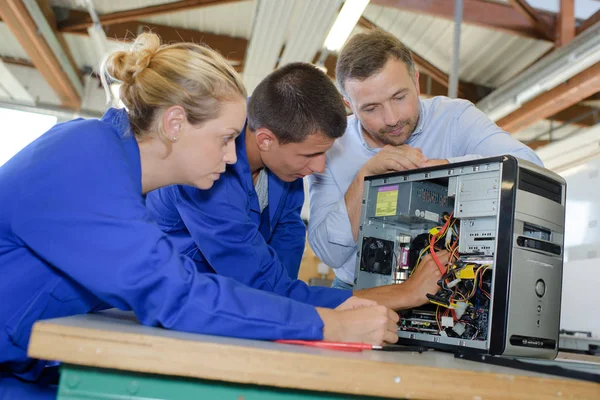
[100,33,246,140]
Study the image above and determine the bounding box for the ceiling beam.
[576,8,600,36]
[525,139,551,150]
[370,0,556,41]
[64,16,248,71]
[548,104,599,127]
[497,62,600,133]
[584,92,600,102]
[410,51,486,101]
[36,0,81,80]
[556,0,575,46]
[0,55,35,69]
[58,0,241,32]
[508,0,555,42]
[0,0,82,109]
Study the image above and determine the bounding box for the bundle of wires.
[409,213,492,338]
[411,213,458,276]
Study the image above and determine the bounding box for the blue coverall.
[0,109,324,398]
[146,127,351,308]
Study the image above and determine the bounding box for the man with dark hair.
[308,30,543,290]
[146,62,445,311]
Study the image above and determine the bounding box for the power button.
[535,279,546,298]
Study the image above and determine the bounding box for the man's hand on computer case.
[403,250,449,308]
[423,159,449,167]
[360,145,428,176]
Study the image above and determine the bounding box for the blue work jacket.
[146,127,350,308]
[0,108,324,398]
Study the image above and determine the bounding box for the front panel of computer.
[501,165,565,358]
[354,156,565,359]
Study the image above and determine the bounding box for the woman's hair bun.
[102,32,160,86]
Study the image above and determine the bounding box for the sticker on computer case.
[424,210,439,223]
[509,335,556,349]
[375,185,399,216]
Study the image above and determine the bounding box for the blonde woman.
[0,34,398,399]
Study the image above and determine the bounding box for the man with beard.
[308,30,542,290]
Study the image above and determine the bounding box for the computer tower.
[355,156,566,359]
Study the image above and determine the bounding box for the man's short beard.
[374,118,416,146]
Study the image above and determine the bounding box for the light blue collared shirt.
[307,96,543,285]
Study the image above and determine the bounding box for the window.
[0,108,57,167]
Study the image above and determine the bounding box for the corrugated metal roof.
[242,0,346,93]
[277,0,342,67]
[62,33,128,71]
[51,0,256,39]
[242,0,295,92]
[362,4,554,88]
[140,1,257,39]
[42,1,558,90]
[2,0,595,150]
[50,0,178,14]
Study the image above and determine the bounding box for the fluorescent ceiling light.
[323,0,370,52]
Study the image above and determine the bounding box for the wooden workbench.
[28,310,600,400]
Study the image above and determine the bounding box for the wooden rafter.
[36,0,81,80]
[549,105,600,127]
[576,8,600,35]
[61,13,248,72]
[585,92,600,102]
[508,0,555,42]
[525,140,551,150]
[556,0,575,46]
[498,62,600,133]
[370,0,556,41]
[0,55,35,69]
[0,0,81,109]
[104,23,247,71]
[58,0,242,32]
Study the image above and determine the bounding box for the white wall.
[559,158,600,337]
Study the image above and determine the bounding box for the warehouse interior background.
[0,0,599,337]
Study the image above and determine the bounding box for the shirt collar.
[355,116,379,153]
[406,98,426,144]
[100,107,143,194]
[101,107,133,139]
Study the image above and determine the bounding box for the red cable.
[430,234,446,274]
[430,213,454,274]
